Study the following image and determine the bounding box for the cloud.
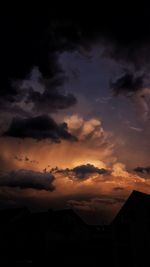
[14,155,39,165]
[111,71,150,120]
[2,5,150,125]
[113,187,125,191]
[129,126,143,132]
[0,114,116,175]
[0,101,31,117]
[63,115,115,166]
[0,169,55,191]
[27,86,77,113]
[134,166,150,175]
[0,66,77,119]
[131,88,150,120]
[52,163,109,180]
[71,164,109,179]
[111,72,145,96]
[14,156,22,162]
[3,115,77,142]
[64,114,111,144]
[1,12,80,117]
[2,4,150,94]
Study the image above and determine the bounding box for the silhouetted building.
[0,207,30,227]
[112,190,150,267]
[1,190,150,266]
[0,207,30,264]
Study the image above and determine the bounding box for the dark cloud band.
[3,115,77,142]
[0,170,55,191]
[53,164,109,180]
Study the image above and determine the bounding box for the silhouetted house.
[2,192,150,266]
[88,224,111,240]
[0,207,30,263]
[112,190,150,267]
[47,209,89,240]
[14,208,88,241]
[7,208,90,264]
[0,207,30,227]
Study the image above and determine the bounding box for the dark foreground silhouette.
[0,190,150,266]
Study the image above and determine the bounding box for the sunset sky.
[1,3,150,224]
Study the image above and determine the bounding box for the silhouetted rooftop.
[0,207,30,225]
[112,190,150,225]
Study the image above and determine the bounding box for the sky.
[1,3,150,224]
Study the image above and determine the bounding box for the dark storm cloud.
[1,3,150,116]
[110,71,150,120]
[53,164,109,179]
[0,80,22,103]
[1,3,150,152]
[0,101,31,117]
[111,72,145,96]
[3,115,77,142]
[25,66,77,114]
[27,87,77,113]
[0,169,55,191]
[72,164,109,179]
[1,9,80,116]
[134,166,150,174]
[2,4,150,88]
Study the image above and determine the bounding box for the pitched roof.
[112,190,150,225]
[12,208,86,232]
[0,207,30,225]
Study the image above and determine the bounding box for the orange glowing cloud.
[0,115,116,172]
